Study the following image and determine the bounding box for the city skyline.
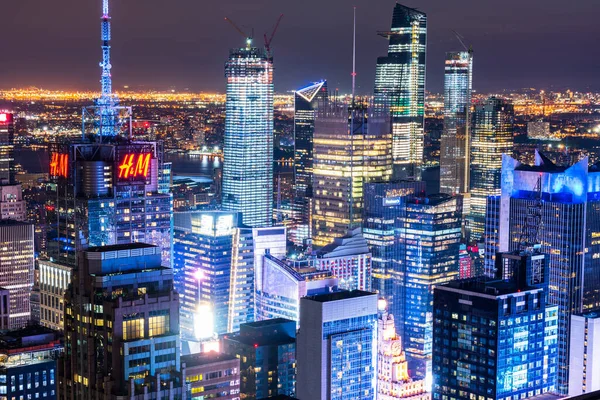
[1,0,599,93]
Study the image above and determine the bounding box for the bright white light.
[194,304,214,340]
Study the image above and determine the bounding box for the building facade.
[569,312,600,396]
[39,260,72,331]
[297,290,378,400]
[439,51,473,196]
[374,3,427,180]
[292,81,327,247]
[222,43,274,228]
[59,244,182,400]
[0,184,26,221]
[468,97,514,241]
[0,220,34,329]
[312,102,392,247]
[222,318,296,400]
[182,352,240,400]
[0,111,15,184]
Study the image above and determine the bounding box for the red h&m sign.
[118,153,151,180]
[49,153,69,178]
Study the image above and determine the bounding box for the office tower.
[439,51,473,195]
[398,194,462,380]
[432,258,558,399]
[468,97,514,241]
[0,220,34,329]
[0,112,15,184]
[222,41,274,228]
[297,290,378,400]
[46,140,173,267]
[0,326,63,400]
[227,226,256,333]
[374,4,427,180]
[312,101,392,247]
[494,152,600,394]
[291,81,327,247]
[313,228,372,291]
[377,306,428,400]
[173,211,240,340]
[483,195,501,277]
[222,318,296,399]
[255,253,338,324]
[363,180,426,324]
[0,184,26,221]
[181,352,240,400]
[39,260,72,331]
[569,312,600,396]
[60,243,182,399]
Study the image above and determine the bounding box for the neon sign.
[118,153,152,180]
[49,153,69,178]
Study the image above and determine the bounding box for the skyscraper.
[468,97,514,241]
[491,152,600,394]
[222,41,274,228]
[0,220,34,329]
[60,243,182,400]
[569,312,600,396]
[297,290,378,400]
[292,81,327,247]
[439,51,473,195]
[432,253,558,399]
[363,180,426,326]
[312,102,392,246]
[0,111,15,184]
[374,3,427,180]
[397,194,462,380]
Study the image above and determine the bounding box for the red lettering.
[50,153,68,178]
[118,153,152,180]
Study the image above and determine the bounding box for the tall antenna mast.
[351,6,357,104]
[97,0,118,137]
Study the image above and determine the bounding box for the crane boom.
[225,17,250,40]
[264,14,284,56]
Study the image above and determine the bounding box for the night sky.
[1,0,599,94]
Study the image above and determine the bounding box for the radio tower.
[97,0,118,137]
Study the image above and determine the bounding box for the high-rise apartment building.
[0,220,34,329]
[374,4,427,180]
[39,260,72,331]
[432,252,558,399]
[222,318,296,400]
[397,194,462,380]
[468,97,514,241]
[181,352,240,400]
[46,140,173,267]
[0,112,15,184]
[490,152,600,394]
[363,180,426,326]
[255,253,338,324]
[312,102,391,246]
[222,42,274,228]
[297,290,378,400]
[569,312,600,396]
[292,81,327,247]
[0,184,26,221]
[60,243,182,400]
[377,306,429,400]
[227,226,257,333]
[439,51,473,195]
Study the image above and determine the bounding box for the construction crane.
[224,17,252,48]
[264,14,284,57]
[452,30,473,54]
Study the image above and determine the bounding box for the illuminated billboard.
[115,144,155,185]
[49,153,69,178]
[193,212,236,237]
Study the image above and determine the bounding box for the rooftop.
[0,325,60,351]
[439,278,540,298]
[181,351,238,368]
[304,289,376,303]
[86,242,157,252]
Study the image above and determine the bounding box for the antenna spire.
[97,0,118,137]
[351,6,357,103]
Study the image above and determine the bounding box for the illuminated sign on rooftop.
[49,153,69,178]
[117,153,152,181]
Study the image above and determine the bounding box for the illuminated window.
[148,310,169,337]
[123,317,144,340]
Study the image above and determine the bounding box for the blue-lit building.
[173,211,240,340]
[46,141,173,268]
[440,51,473,196]
[297,290,378,400]
[291,81,327,247]
[0,326,63,400]
[362,180,426,320]
[432,250,558,399]
[59,243,182,399]
[487,151,600,394]
[374,3,427,180]
[398,194,462,381]
[222,41,274,228]
[221,318,296,400]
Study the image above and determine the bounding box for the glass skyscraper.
[292,81,327,247]
[439,51,473,195]
[222,42,274,228]
[374,3,427,180]
[398,194,462,381]
[0,112,15,184]
[312,102,392,247]
[297,290,378,400]
[469,97,514,241]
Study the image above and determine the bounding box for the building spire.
[97,0,118,137]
